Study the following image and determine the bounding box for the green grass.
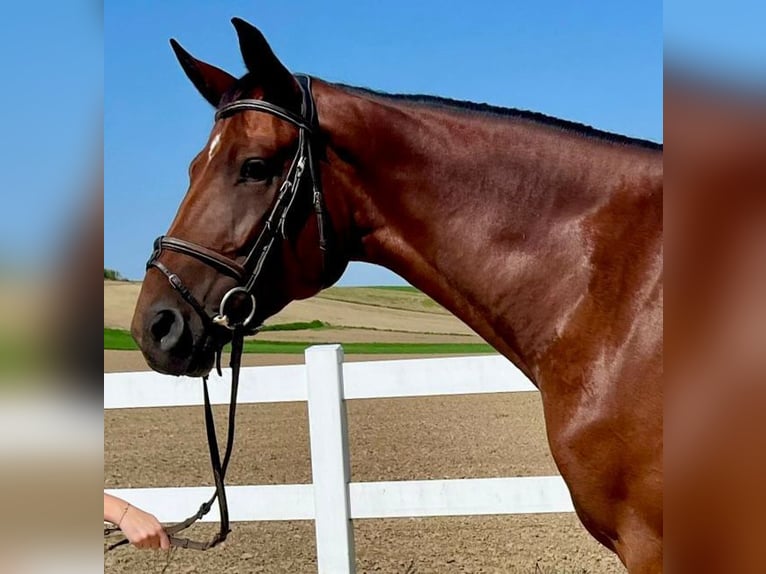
[104,328,140,350]
[104,328,494,355]
[260,320,328,332]
[365,285,421,293]
[239,340,495,355]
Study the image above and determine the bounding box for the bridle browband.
[105,75,331,553]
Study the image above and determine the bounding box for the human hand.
[118,504,170,550]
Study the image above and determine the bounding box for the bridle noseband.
[106,75,331,553]
[146,74,330,334]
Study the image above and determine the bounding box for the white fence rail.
[105,346,573,574]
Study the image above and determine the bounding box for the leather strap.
[105,336,243,551]
[156,236,246,282]
[146,258,213,329]
[215,98,312,132]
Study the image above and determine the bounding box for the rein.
[105,337,242,551]
[105,74,328,552]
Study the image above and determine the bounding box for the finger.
[159,530,170,550]
[138,536,155,550]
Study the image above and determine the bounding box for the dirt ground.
[104,350,488,373]
[104,356,623,573]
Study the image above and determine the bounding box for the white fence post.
[305,345,356,574]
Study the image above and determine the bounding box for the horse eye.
[239,158,271,182]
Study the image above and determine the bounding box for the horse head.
[131,19,348,376]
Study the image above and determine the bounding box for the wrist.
[117,503,131,527]
[104,494,129,524]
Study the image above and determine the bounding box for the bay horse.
[131,18,662,572]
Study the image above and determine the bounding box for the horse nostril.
[150,308,185,352]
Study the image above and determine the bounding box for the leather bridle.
[147,74,330,334]
[105,75,330,552]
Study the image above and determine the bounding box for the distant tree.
[104,268,125,281]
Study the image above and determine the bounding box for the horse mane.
[219,74,661,151]
[334,82,663,151]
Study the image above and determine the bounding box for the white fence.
[105,345,574,573]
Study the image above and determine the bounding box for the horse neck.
[315,82,662,382]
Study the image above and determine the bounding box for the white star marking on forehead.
[208,132,222,160]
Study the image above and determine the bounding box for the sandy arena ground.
[105,350,487,373]
[104,282,623,572]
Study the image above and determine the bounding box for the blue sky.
[105,1,663,284]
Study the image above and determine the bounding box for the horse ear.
[231,18,295,90]
[170,39,236,107]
